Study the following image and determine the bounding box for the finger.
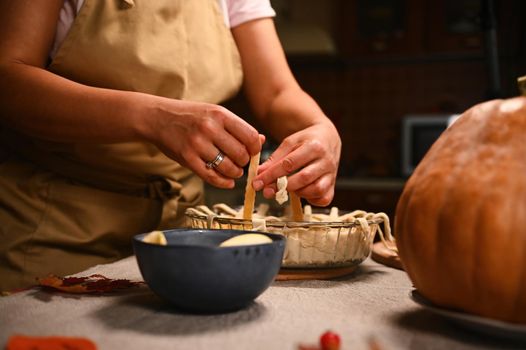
[257,139,295,174]
[253,145,317,191]
[212,132,251,168]
[292,173,335,205]
[283,161,331,192]
[304,188,335,207]
[223,112,262,156]
[262,183,277,200]
[203,148,243,178]
[304,190,334,207]
[201,168,236,189]
[287,174,335,207]
[186,153,235,189]
[263,172,335,207]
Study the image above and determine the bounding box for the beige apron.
[0,0,242,291]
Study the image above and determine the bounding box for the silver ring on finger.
[206,151,225,170]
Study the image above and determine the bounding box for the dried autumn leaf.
[37,274,144,294]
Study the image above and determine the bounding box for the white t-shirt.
[51,0,275,58]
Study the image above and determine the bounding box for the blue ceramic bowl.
[133,229,285,313]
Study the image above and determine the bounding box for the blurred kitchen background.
[208,0,526,220]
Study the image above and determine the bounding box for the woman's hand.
[0,0,264,190]
[144,98,262,189]
[232,18,342,206]
[253,121,341,206]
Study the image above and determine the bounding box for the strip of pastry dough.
[243,152,261,220]
[275,176,289,204]
[289,191,304,221]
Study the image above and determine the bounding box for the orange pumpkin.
[395,97,526,324]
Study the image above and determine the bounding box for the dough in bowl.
[219,233,273,247]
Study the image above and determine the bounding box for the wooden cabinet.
[425,0,484,53]
[335,0,496,58]
[337,0,425,57]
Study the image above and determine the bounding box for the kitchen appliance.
[401,114,459,177]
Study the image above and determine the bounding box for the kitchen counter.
[1,256,524,350]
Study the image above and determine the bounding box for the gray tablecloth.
[1,257,524,350]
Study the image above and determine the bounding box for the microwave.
[401,114,459,177]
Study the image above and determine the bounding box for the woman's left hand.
[252,121,341,207]
[232,18,341,207]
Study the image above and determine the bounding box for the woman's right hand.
[143,98,262,189]
[0,0,260,192]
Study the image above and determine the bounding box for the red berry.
[319,330,341,350]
